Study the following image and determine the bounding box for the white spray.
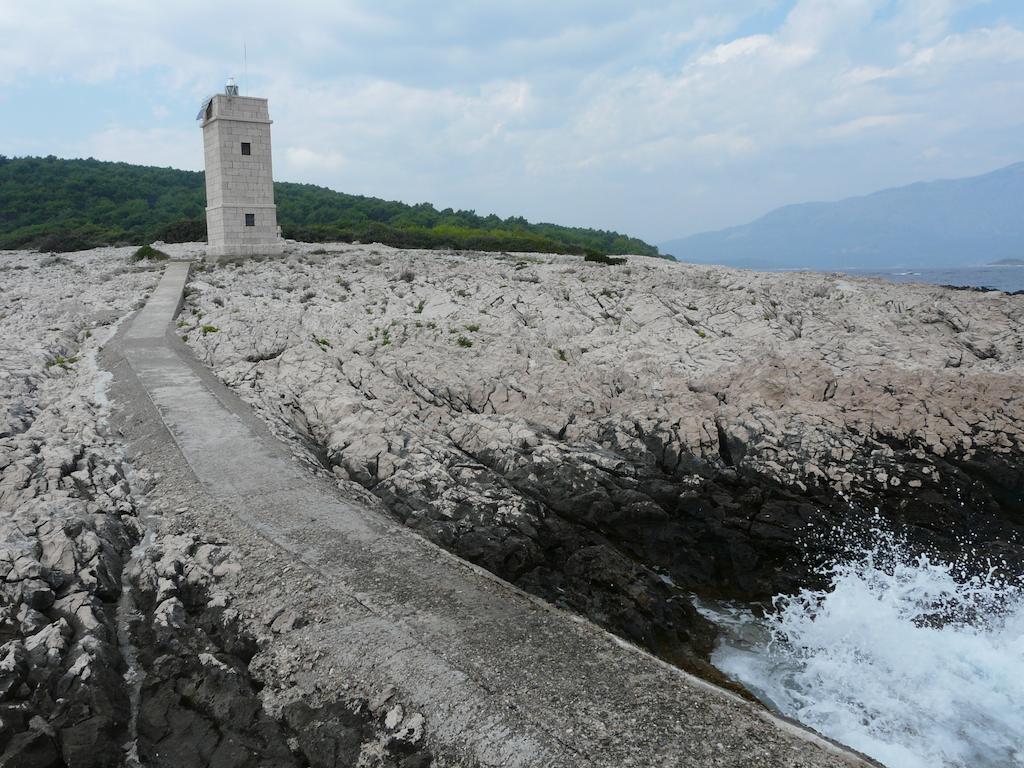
[706,521,1024,768]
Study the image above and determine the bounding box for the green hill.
[0,155,661,257]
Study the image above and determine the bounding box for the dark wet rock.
[0,728,61,768]
[21,581,55,612]
[281,701,366,767]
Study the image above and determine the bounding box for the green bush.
[131,244,170,262]
[151,218,206,243]
[35,226,112,253]
[584,253,628,266]
[1,156,666,259]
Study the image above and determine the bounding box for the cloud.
[284,146,347,172]
[825,113,915,138]
[907,24,1024,68]
[1,0,1022,241]
[74,126,201,171]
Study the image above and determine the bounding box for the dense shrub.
[584,253,628,266]
[152,218,207,243]
[35,225,115,253]
[130,244,170,262]
[1,156,665,258]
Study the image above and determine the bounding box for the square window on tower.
[245,213,255,227]
[241,142,251,155]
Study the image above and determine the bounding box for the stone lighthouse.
[198,78,284,260]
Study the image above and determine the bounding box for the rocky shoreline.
[179,243,1024,674]
[3,243,1021,765]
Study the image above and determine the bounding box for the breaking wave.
[703,522,1024,768]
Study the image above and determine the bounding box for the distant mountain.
[0,155,661,257]
[661,162,1024,269]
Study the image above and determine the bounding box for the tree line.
[0,156,663,257]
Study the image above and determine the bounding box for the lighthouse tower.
[197,78,284,260]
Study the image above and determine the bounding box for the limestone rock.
[183,243,1024,665]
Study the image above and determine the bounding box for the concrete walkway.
[110,261,874,768]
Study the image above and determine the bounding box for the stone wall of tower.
[201,93,284,260]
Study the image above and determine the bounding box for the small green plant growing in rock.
[696,329,707,338]
[465,323,480,332]
[177,320,188,328]
[584,253,626,266]
[201,324,219,336]
[381,328,391,346]
[414,299,425,314]
[456,335,473,348]
[312,335,332,348]
[47,354,78,369]
[130,244,169,262]
[557,348,567,362]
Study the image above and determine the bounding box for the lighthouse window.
[241,142,251,155]
[245,213,255,227]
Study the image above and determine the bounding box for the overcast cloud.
[1,0,1021,242]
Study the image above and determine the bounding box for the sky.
[1,1,1022,244]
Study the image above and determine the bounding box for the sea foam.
[705,523,1024,768]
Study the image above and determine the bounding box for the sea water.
[837,266,1024,293]
[701,523,1024,768]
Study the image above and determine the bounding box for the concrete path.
[109,261,875,768]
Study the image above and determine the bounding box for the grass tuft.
[584,253,626,266]
[130,244,170,262]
